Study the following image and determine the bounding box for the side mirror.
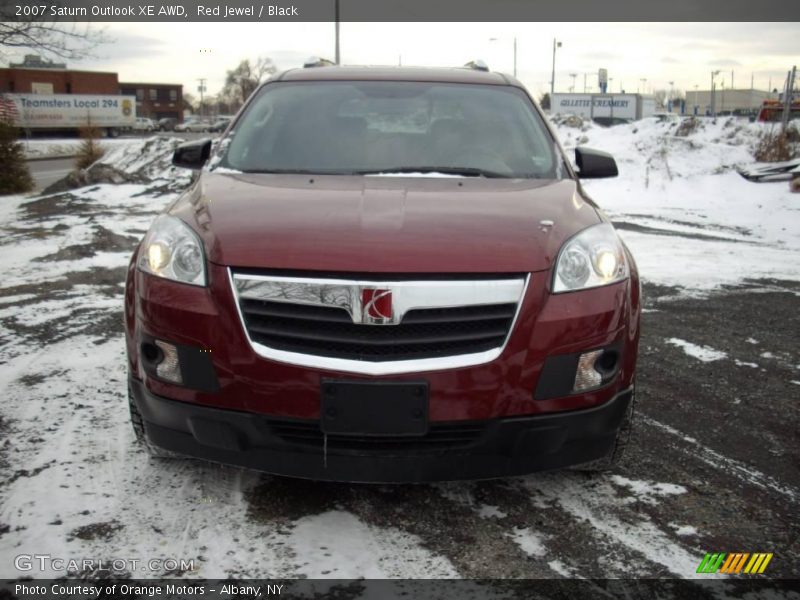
[173,139,212,170]
[575,147,618,179]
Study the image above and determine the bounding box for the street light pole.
[513,37,517,78]
[489,36,518,78]
[197,78,206,119]
[550,38,561,99]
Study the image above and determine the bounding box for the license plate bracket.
[320,380,429,436]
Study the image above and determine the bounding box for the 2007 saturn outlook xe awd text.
[125,64,641,482]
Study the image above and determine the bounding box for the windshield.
[217,81,560,178]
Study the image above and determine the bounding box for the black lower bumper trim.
[129,378,632,483]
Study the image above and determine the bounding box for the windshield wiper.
[238,168,337,175]
[354,166,513,178]
[234,166,525,178]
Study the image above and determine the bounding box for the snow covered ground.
[20,137,138,160]
[0,120,798,584]
[553,116,800,292]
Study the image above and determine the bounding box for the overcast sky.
[5,22,799,98]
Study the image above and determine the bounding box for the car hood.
[171,172,602,273]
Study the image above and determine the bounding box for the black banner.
[2,579,800,600]
[1,0,799,22]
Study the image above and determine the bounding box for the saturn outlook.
[124,64,641,482]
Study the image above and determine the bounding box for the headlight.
[553,223,628,293]
[138,215,206,286]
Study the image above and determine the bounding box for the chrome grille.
[240,299,517,361]
[230,271,528,375]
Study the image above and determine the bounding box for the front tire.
[128,384,181,459]
[574,385,635,473]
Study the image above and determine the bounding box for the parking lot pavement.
[0,177,796,584]
[25,157,76,190]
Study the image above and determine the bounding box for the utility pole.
[711,70,720,117]
[334,0,340,64]
[550,39,561,99]
[513,37,517,78]
[668,80,675,111]
[781,66,797,131]
[197,78,206,119]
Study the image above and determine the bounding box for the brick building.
[0,55,183,122]
[0,62,118,95]
[119,82,183,122]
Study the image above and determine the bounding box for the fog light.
[573,349,604,392]
[154,340,183,384]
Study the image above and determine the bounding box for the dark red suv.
[125,65,640,482]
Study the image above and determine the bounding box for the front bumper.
[130,376,633,483]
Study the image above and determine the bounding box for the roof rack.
[303,57,336,68]
[463,60,489,72]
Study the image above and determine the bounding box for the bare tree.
[222,57,278,106]
[0,16,108,61]
[653,89,668,108]
[182,92,197,114]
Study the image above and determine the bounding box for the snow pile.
[100,135,188,181]
[38,136,193,195]
[551,116,800,292]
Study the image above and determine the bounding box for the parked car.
[126,65,640,482]
[156,118,178,131]
[173,120,192,132]
[174,119,203,132]
[208,117,233,133]
[132,117,156,132]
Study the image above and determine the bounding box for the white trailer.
[0,93,136,137]
[551,93,656,122]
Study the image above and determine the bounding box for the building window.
[136,89,144,101]
[8,81,14,92]
[149,89,157,101]
[169,89,177,102]
[66,83,72,94]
